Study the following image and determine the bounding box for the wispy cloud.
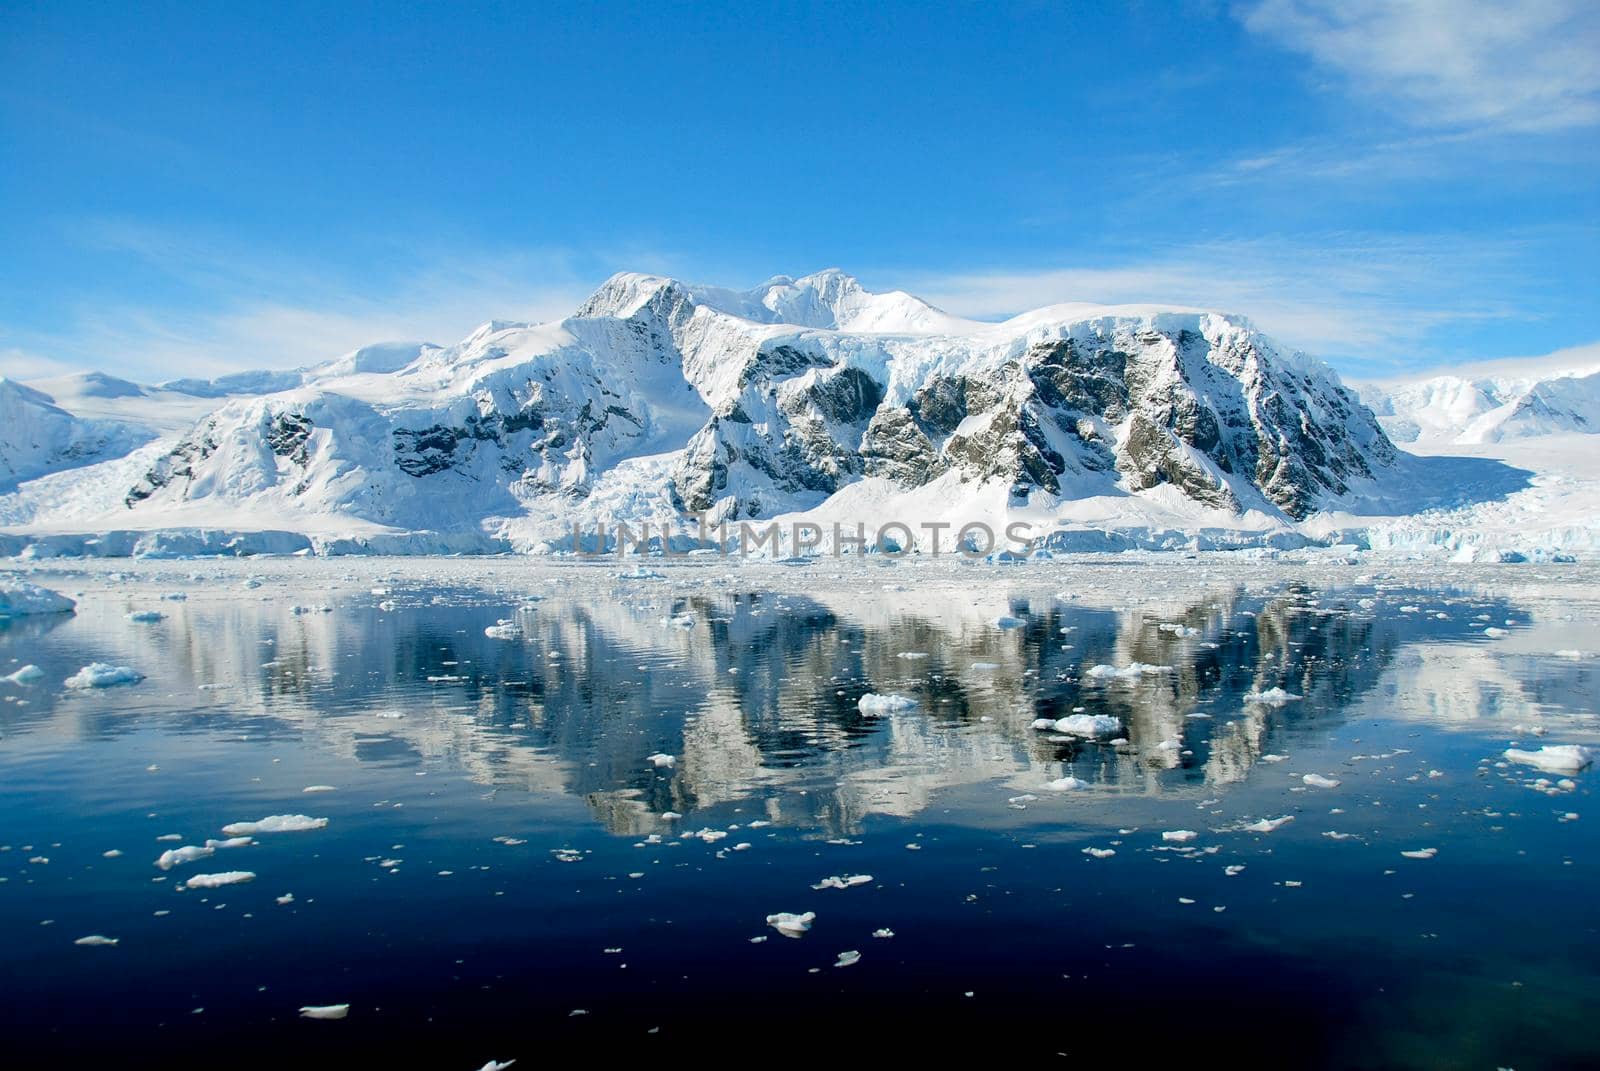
[3,222,628,382]
[904,232,1547,370]
[1240,0,1600,132]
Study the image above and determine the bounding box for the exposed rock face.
[112,269,1398,534]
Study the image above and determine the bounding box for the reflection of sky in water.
[1,562,1597,1065]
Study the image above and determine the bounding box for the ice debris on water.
[74,935,118,946]
[1243,816,1295,833]
[858,693,917,715]
[64,663,145,689]
[298,1004,349,1020]
[1302,774,1342,789]
[184,871,256,889]
[4,664,45,684]
[1400,848,1438,860]
[1033,714,1120,736]
[1243,687,1302,705]
[484,620,522,640]
[834,950,861,967]
[1503,746,1594,774]
[221,815,328,836]
[766,911,816,937]
[812,874,872,890]
[646,753,676,768]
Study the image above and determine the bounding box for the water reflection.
[0,577,1540,839]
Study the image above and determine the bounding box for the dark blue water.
[1,567,1596,1066]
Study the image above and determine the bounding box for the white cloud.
[1241,0,1600,132]
[0,347,78,381]
[6,224,620,382]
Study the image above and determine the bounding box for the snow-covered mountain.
[0,376,153,490]
[10,268,1579,558]
[1358,358,1600,446]
[53,269,1403,543]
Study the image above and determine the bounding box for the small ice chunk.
[1302,774,1342,789]
[872,928,895,939]
[484,620,522,640]
[0,581,76,615]
[993,615,1025,629]
[766,911,816,938]
[1244,687,1302,706]
[221,815,328,836]
[64,663,144,689]
[1244,816,1295,833]
[812,874,873,890]
[1049,714,1121,736]
[1046,776,1085,791]
[184,871,255,889]
[126,610,165,623]
[1162,830,1199,843]
[858,693,917,716]
[4,664,44,685]
[74,935,118,946]
[1503,746,1594,775]
[1083,847,1116,859]
[298,1004,350,1020]
[1400,848,1438,860]
[646,753,676,769]
[834,950,861,968]
[302,785,337,793]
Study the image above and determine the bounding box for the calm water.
[2,561,1597,1066]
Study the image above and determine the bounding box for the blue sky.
[2,0,1596,382]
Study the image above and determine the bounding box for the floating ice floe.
[298,1004,349,1020]
[1243,816,1295,833]
[1503,745,1594,775]
[1085,663,1172,681]
[993,615,1025,629]
[477,1062,516,1071]
[126,610,164,622]
[1034,713,1121,737]
[873,928,895,938]
[74,935,118,946]
[834,950,861,968]
[184,871,256,889]
[1046,776,1085,791]
[812,874,872,890]
[302,785,337,793]
[646,753,676,768]
[766,911,816,938]
[1302,774,1342,789]
[64,663,145,689]
[617,567,665,581]
[483,620,523,640]
[221,815,328,836]
[0,581,75,616]
[858,693,917,716]
[1083,847,1116,859]
[4,664,44,685]
[1400,848,1438,860]
[1162,830,1199,843]
[1244,687,1302,706]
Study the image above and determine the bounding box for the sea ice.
[184,871,256,888]
[221,815,328,836]
[858,693,917,715]
[0,581,75,616]
[298,1004,350,1020]
[1503,746,1594,774]
[1244,687,1302,705]
[766,911,816,938]
[64,663,145,689]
